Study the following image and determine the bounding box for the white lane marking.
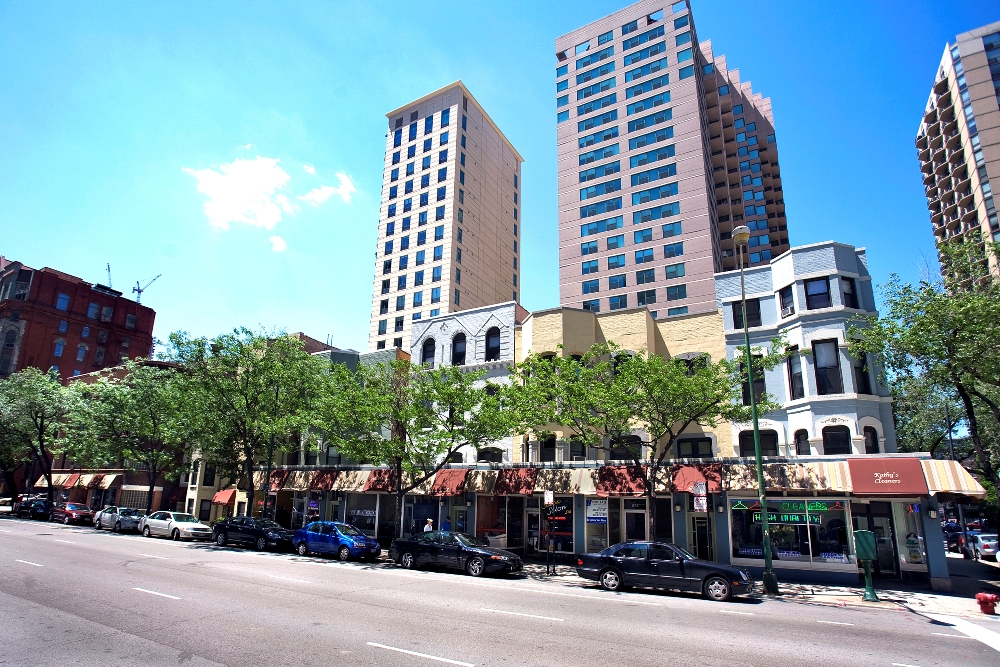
[54,539,75,544]
[268,574,312,584]
[366,642,474,666]
[718,609,754,615]
[481,608,563,621]
[817,620,854,626]
[925,613,1000,652]
[132,587,181,600]
[891,663,921,667]
[931,632,974,639]
[138,554,168,559]
[15,559,42,567]
[0,529,11,532]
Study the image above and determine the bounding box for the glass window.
[822,426,852,455]
[636,268,655,284]
[609,274,626,290]
[485,327,501,362]
[637,289,656,306]
[731,298,761,329]
[451,333,466,366]
[778,285,794,316]
[540,496,574,553]
[738,430,778,457]
[854,354,873,395]
[842,277,859,309]
[813,340,843,394]
[794,430,810,455]
[677,438,712,457]
[582,299,600,312]
[608,254,625,269]
[805,278,831,309]
[609,295,628,310]
[787,346,804,400]
[863,427,879,454]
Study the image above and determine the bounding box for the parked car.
[0,497,13,514]
[389,530,523,576]
[293,521,382,561]
[212,516,295,551]
[16,499,53,521]
[576,542,754,602]
[95,506,143,532]
[970,533,998,560]
[50,502,95,525]
[139,511,213,541]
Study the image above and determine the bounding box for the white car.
[95,506,144,532]
[139,511,213,541]
[972,533,998,560]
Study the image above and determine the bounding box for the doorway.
[623,498,647,541]
[690,516,714,561]
[852,502,898,578]
[526,501,539,555]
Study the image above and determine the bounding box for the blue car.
[293,521,382,561]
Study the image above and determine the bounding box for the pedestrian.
[424,517,434,532]
[442,516,452,532]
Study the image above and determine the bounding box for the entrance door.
[526,509,539,555]
[690,517,714,561]
[623,499,647,541]
[853,503,898,578]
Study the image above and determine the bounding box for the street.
[2,518,999,667]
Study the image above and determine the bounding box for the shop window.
[822,426,852,455]
[729,498,852,564]
[421,338,436,367]
[863,426,879,454]
[794,429,810,455]
[540,496,574,552]
[738,430,778,457]
[451,333,466,365]
[476,496,507,547]
[485,327,501,361]
[676,438,712,457]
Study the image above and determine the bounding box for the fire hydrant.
[975,592,998,615]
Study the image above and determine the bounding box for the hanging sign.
[544,490,554,505]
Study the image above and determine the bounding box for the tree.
[164,329,329,516]
[884,374,967,459]
[65,361,192,514]
[0,367,77,501]
[0,383,33,496]
[316,358,511,538]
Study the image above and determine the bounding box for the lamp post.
[732,225,779,595]
[944,403,969,556]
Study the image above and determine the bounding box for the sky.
[1,1,997,352]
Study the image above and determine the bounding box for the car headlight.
[266,531,280,539]
[740,571,749,581]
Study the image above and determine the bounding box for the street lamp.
[732,225,779,596]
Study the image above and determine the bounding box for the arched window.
[76,344,87,362]
[451,333,466,366]
[863,426,879,454]
[610,434,642,460]
[53,340,65,358]
[485,327,501,362]
[477,448,503,463]
[739,430,779,457]
[447,452,464,463]
[794,429,811,455]
[822,426,852,455]
[421,338,436,367]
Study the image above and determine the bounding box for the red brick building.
[0,256,156,382]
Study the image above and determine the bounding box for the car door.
[612,543,651,586]
[437,533,464,569]
[413,532,437,565]
[648,544,684,589]
[305,523,325,553]
[152,512,170,536]
[102,507,117,529]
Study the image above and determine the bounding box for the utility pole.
[945,403,969,557]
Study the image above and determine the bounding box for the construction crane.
[132,274,162,304]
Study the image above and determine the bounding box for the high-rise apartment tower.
[369,82,524,352]
[556,0,789,318]
[916,22,1000,251]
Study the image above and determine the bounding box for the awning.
[596,466,646,497]
[283,470,314,491]
[670,463,722,494]
[63,473,81,489]
[363,468,397,493]
[46,473,70,488]
[330,470,370,492]
[269,469,290,492]
[849,457,928,496]
[34,475,49,488]
[921,460,987,500]
[309,470,340,491]
[494,467,538,495]
[87,474,105,489]
[406,472,436,495]
[724,462,851,493]
[534,468,597,495]
[211,489,237,505]
[99,474,119,490]
[431,469,469,496]
[77,474,95,489]
[465,470,497,494]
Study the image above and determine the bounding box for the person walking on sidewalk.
[423,518,434,532]
[442,516,452,532]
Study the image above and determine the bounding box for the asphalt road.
[2,516,999,667]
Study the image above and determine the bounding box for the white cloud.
[268,235,287,252]
[302,163,316,175]
[183,156,292,230]
[298,172,357,207]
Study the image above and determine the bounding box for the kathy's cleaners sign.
[849,458,928,496]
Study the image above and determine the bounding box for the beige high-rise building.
[368,82,524,352]
[916,22,1000,251]
[555,0,790,319]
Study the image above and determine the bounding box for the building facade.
[369,82,524,352]
[715,241,898,459]
[916,22,1000,251]
[0,257,155,383]
[556,0,790,319]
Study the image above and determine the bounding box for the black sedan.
[389,531,523,576]
[576,542,753,602]
[16,499,53,521]
[212,516,295,551]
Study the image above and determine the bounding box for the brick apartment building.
[0,256,155,383]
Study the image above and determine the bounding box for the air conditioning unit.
[781,306,794,318]
[572,456,586,462]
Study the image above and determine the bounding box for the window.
[485,327,502,361]
[678,65,694,79]
[863,427,879,454]
[731,298,761,329]
[433,225,444,241]
[580,178,621,200]
[813,340,843,394]
[841,277,859,309]
[558,110,569,123]
[455,268,461,284]
[583,279,599,294]
[81,326,89,339]
[431,287,441,303]
[441,109,450,127]
[98,330,108,344]
[395,296,405,311]
[662,263,684,280]
[634,228,652,243]
[399,255,409,269]
[414,270,424,286]
[606,234,625,249]
[579,160,621,183]
[422,156,431,170]
[397,275,407,290]
[663,241,683,258]
[804,278,830,309]
[632,181,677,206]
[622,20,638,35]
[439,132,449,146]
[379,300,389,315]
[822,426,852,455]
[439,150,448,164]
[94,347,105,365]
[636,268,654,284]
[419,193,428,207]
[582,299,600,312]
[438,167,447,182]
[582,260,598,274]
[456,248,462,263]
[435,206,445,221]
[415,250,425,266]
[677,438,712,457]
[623,24,665,51]
[87,302,99,319]
[739,430,779,457]
[609,274,626,289]
[732,104,743,115]
[854,354,873,395]
[637,289,656,306]
[666,284,686,300]
[787,346,804,400]
[55,293,70,311]
[54,341,64,357]
[609,295,627,310]
[627,108,671,132]
[578,127,619,149]
[76,344,86,362]
[778,285,794,317]
[608,254,625,269]
[635,248,654,263]
[667,306,687,316]
[436,186,446,201]
[417,230,427,246]
[579,144,620,166]
[557,64,568,77]
[419,211,428,225]
[793,430,810,455]
[631,161,676,185]
[421,338,436,367]
[582,240,598,255]
[581,215,623,236]
[384,240,393,255]
[378,320,387,335]
[406,162,415,176]
[58,319,68,333]
[400,235,410,250]
[394,317,404,332]
[100,306,113,323]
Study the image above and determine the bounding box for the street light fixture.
[732,225,779,596]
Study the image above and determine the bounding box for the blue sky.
[1,1,996,351]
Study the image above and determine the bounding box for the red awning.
[493,467,538,496]
[431,469,469,496]
[849,458,929,496]
[63,473,81,488]
[670,463,722,494]
[87,474,105,489]
[363,468,397,492]
[211,489,237,505]
[596,466,646,497]
[310,470,340,491]
[269,470,291,492]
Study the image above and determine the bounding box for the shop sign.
[543,490,554,505]
[848,458,928,496]
[546,497,572,522]
[752,511,821,525]
[586,498,608,524]
[693,496,708,512]
[348,509,376,517]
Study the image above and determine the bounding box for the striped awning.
[63,473,81,488]
[534,468,597,495]
[77,474,95,489]
[310,470,340,491]
[283,470,314,492]
[330,469,370,492]
[723,462,852,493]
[99,474,119,489]
[921,459,987,500]
[465,470,497,494]
[87,474,105,489]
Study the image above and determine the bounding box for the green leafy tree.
[316,358,511,538]
[65,361,192,513]
[885,374,967,458]
[164,329,329,516]
[0,383,33,496]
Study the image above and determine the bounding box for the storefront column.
[673,494,688,551]
[921,497,951,592]
[713,492,731,565]
[574,495,586,555]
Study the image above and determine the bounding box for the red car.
[50,502,94,525]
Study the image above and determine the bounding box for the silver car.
[972,533,998,560]
[139,511,213,541]
[95,506,143,532]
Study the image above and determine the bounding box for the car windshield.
[455,533,489,547]
[336,523,364,537]
[66,504,89,511]
[171,514,200,523]
[119,509,140,517]
[255,519,283,530]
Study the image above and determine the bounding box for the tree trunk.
[647,467,657,541]
[244,446,256,520]
[393,458,404,539]
[955,382,1000,498]
[145,465,158,515]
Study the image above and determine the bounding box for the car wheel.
[600,569,623,592]
[296,542,309,556]
[703,576,732,602]
[256,537,267,551]
[216,532,227,547]
[114,521,121,533]
[335,545,351,561]
[95,520,102,530]
[466,556,486,577]
[143,526,151,537]
[63,516,71,525]
[171,529,181,541]
[400,552,415,569]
